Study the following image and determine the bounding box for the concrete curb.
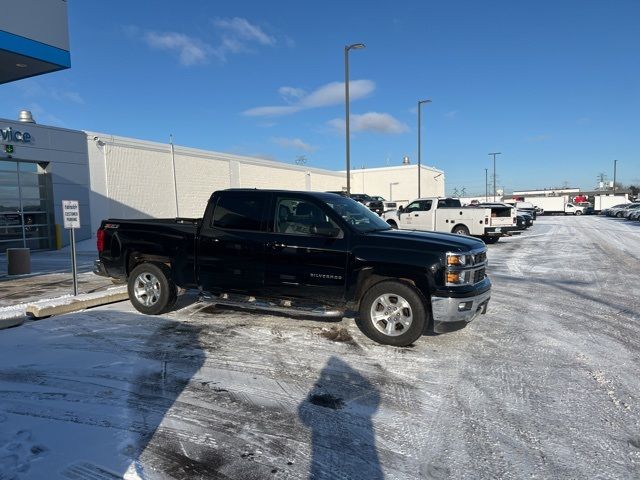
[0,315,25,329]
[25,286,129,319]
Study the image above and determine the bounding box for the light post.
[417,99,432,198]
[613,159,618,194]
[389,182,399,201]
[489,152,501,201]
[344,43,365,195]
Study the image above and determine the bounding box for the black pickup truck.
[95,189,491,346]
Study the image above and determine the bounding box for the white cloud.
[213,17,275,46]
[327,112,409,134]
[144,32,209,66]
[138,17,278,65]
[445,110,458,119]
[527,134,551,142]
[243,80,375,117]
[271,137,318,153]
[17,80,84,105]
[243,105,302,116]
[279,86,306,103]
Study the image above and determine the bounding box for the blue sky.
[1,0,638,195]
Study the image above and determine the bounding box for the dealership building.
[1,113,445,251]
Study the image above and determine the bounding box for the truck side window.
[438,198,461,208]
[212,192,266,231]
[405,201,420,213]
[419,200,432,211]
[274,197,340,236]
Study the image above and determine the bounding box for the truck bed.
[98,217,201,287]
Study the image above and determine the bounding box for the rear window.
[212,192,267,231]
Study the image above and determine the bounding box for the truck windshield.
[325,197,391,233]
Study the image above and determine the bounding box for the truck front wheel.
[452,224,470,236]
[357,281,427,347]
[128,263,177,315]
[387,220,398,229]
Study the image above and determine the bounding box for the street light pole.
[344,43,365,195]
[489,152,501,201]
[613,159,618,194]
[417,99,431,198]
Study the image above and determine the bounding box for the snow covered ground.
[0,216,639,479]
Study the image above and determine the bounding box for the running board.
[198,292,345,318]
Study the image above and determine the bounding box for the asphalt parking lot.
[0,216,639,479]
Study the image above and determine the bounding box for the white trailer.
[525,197,585,215]
[593,195,629,212]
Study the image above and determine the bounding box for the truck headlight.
[446,271,472,285]
[446,253,467,266]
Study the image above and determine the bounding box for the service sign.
[62,200,80,229]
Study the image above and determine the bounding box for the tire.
[452,224,470,236]
[616,212,624,218]
[482,236,500,244]
[387,220,398,229]
[356,281,427,347]
[128,263,177,315]
[575,210,583,216]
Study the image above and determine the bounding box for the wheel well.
[126,252,172,277]
[451,223,469,234]
[386,219,397,227]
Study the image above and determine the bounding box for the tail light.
[97,228,105,253]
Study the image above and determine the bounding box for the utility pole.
[485,168,488,201]
[489,152,502,201]
[613,160,618,194]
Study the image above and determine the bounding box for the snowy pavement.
[0,216,639,479]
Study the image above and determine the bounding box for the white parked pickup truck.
[382,197,517,244]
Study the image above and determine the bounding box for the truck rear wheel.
[128,263,177,315]
[357,281,427,347]
[452,224,470,236]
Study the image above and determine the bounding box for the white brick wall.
[85,132,446,230]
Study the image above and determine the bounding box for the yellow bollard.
[55,224,62,249]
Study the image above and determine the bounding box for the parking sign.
[62,200,80,229]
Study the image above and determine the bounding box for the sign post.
[62,200,80,296]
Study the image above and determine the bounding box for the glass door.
[0,160,53,251]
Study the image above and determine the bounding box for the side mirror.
[398,205,404,213]
[311,223,340,237]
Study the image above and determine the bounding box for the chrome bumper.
[431,289,491,324]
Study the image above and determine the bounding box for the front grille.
[473,251,487,265]
[473,267,486,283]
